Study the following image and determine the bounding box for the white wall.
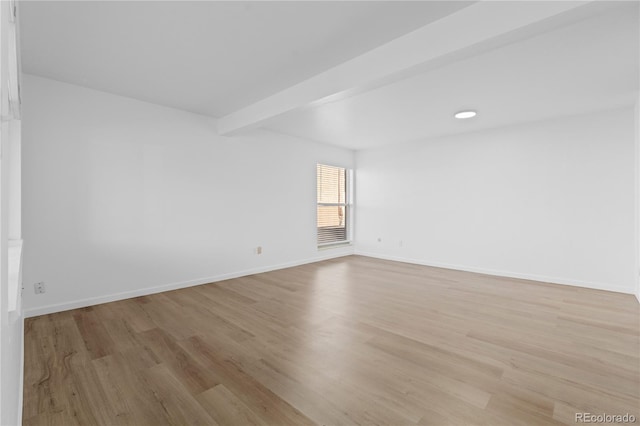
[21,74,354,316]
[355,108,636,294]
[20,73,639,318]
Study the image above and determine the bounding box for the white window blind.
[317,164,349,246]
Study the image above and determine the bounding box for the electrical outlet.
[255,246,262,255]
[34,282,46,294]
[377,237,382,243]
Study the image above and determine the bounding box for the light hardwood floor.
[23,256,640,425]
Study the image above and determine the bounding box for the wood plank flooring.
[23,255,640,425]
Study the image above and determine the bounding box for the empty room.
[0,0,638,425]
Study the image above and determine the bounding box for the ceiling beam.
[217,0,594,135]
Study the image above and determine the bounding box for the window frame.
[316,163,352,248]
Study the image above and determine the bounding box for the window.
[317,164,350,246]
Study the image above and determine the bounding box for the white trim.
[17,316,24,426]
[354,250,635,295]
[635,95,640,303]
[24,250,354,318]
[24,247,634,317]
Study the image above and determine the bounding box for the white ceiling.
[19,1,639,150]
[19,1,471,117]
[264,3,639,149]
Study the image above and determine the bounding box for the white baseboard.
[354,250,635,295]
[24,251,353,318]
[24,248,636,318]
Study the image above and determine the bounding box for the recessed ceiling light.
[454,110,477,119]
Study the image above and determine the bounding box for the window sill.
[318,241,352,250]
